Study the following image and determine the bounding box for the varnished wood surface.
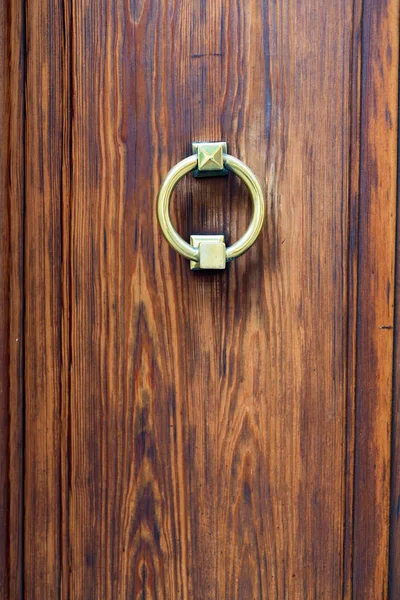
[391,181,400,597]
[23,0,66,594]
[352,1,399,597]
[342,1,363,596]
[0,0,399,597]
[68,0,352,597]
[390,38,400,596]
[1,1,25,598]
[0,0,10,593]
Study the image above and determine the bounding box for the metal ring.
[157,150,264,264]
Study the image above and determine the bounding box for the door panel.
[1,0,399,598]
[69,0,350,596]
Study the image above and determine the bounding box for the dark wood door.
[1,0,400,597]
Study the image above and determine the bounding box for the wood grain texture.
[0,0,398,597]
[0,1,25,597]
[343,2,363,597]
[8,0,25,595]
[0,1,10,593]
[68,0,353,597]
[390,174,400,597]
[389,41,400,599]
[352,1,399,598]
[24,0,67,595]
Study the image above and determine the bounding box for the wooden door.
[1,0,400,597]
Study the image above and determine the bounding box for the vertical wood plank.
[353,0,399,597]
[390,170,400,596]
[0,1,10,594]
[24,0,69,595]
[389,45,400,600]
[69,0,354,597]
[8,0,25,595]
[0,1,26,597]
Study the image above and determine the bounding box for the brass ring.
[157,145,265,267]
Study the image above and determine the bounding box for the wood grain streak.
[61,1,72,598]
[343,2,363,598]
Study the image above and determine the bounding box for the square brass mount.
[190,235,226,270]
[192,142,228,178]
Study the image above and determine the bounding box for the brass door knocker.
[157,142,265,270]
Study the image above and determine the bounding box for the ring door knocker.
[157,142,265,270]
